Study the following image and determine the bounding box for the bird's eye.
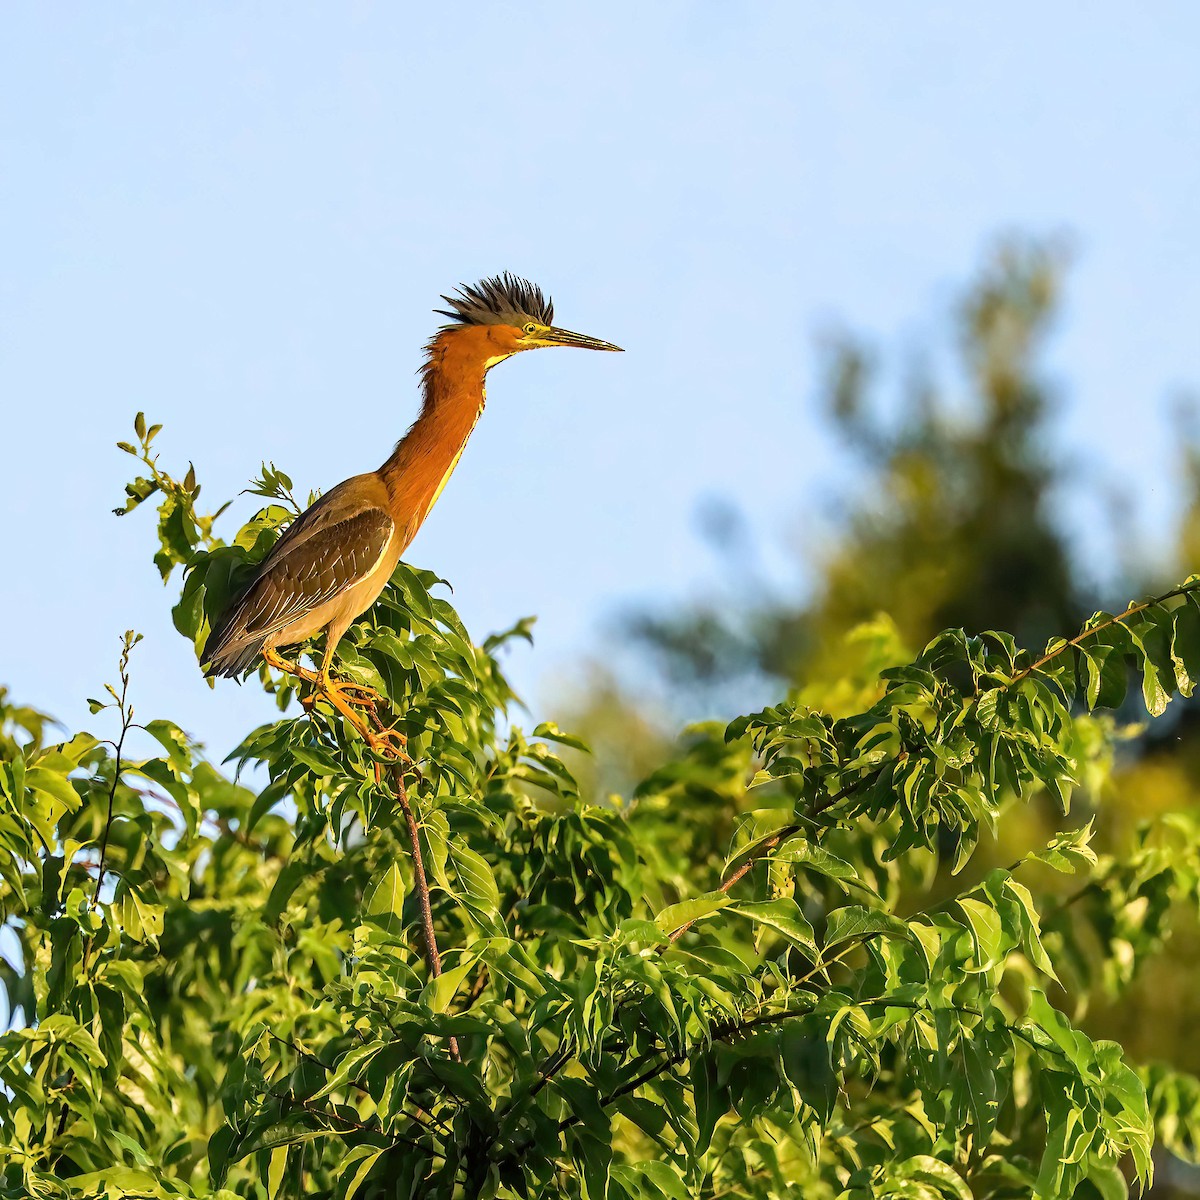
[523,323,538,335]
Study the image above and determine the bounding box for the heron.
[202,273,621,747]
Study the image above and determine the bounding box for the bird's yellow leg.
[260,642,407,759]
[262,644,321,687]
[315,641,409,760]
[262,642,375,713]
[262,644,372,736]
[312,638,385,710]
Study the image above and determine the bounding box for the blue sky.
[4,4,1200,758]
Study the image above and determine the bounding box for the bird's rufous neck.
[378,325,500,543]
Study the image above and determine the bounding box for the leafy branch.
[1008,578,1200,686]
[363,704,461,1064]
[87,630,142,917]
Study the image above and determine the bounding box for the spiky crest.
[434,272,554,329]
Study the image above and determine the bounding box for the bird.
[201,273,622,746]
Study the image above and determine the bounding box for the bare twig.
[361,706,461,1063]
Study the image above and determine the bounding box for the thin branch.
[214,815,286,862]
[556,1054,678,1133]
[666,825,799,944]
[547,983,1060,1147]
[665,581,1200,946]
[272,1091,439,1159]
[525,1043,576,1104]
[529,935,895,1148]
[49,635,140,1163]
[1009,580,1200,687]
[391,761,460,1063]
[90,635,140,915]
[665,761,890,943]
[266,1031,444,1138]
[519,782,883,1106]
[363,706,461,1063]
[501,583,1200,1170]
[462,965,490,1009]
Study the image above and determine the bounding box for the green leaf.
[532,721,591,753]
[823,905,911,950]
[267,1145,288,1198]
[956,897,1005,969]
[1030,823,1097,874]
[338,1146,386,1200]
[729,899,817,956]
[1172,600,1200,697]
[143,717,192,769]
[959,1035,1000,1142]
[365,862,407,932]
[25,766,81,813]
[117,885,165,943]
[774,838,858,880]
[891,1156,973,1200]
[265,859,316,925]
[1027,990,1095,1074]
[423,960,475,1014]
[1142,659,1170,717]
[449,842,500,916]
[1002,877,1058,981]
[655,891,730,934]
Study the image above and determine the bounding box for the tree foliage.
[5,268,1200,1196]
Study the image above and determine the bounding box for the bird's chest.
[351,531,405,610]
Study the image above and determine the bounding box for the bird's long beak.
[541,326,624,352]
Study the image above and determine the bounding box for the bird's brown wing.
[240,505,394,638]
[203,487,394,674]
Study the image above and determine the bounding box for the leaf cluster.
[3,423,1200,1198]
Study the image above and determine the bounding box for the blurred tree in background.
[611,241,1077,704]
[570,241,1200,1194]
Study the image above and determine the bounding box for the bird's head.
[434,273,623,366]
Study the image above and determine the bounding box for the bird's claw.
[367,724,407,752]
[366,727,420,780]
[300,676,383,713]
[286,666,412,770]
[325,678,386,709]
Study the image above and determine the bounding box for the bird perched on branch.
[202,273,621,745]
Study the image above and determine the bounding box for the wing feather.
[203,499,394,673]
[242,507,394,637]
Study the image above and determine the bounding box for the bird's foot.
[318,673,386,713]
[331,680,386,709]
[263,648,411,767]
[263,646,321,688]
[313,674,412,766]
[366,723,412,763]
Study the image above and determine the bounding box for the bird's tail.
[202,637,265,679]
[201,605,265,679]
